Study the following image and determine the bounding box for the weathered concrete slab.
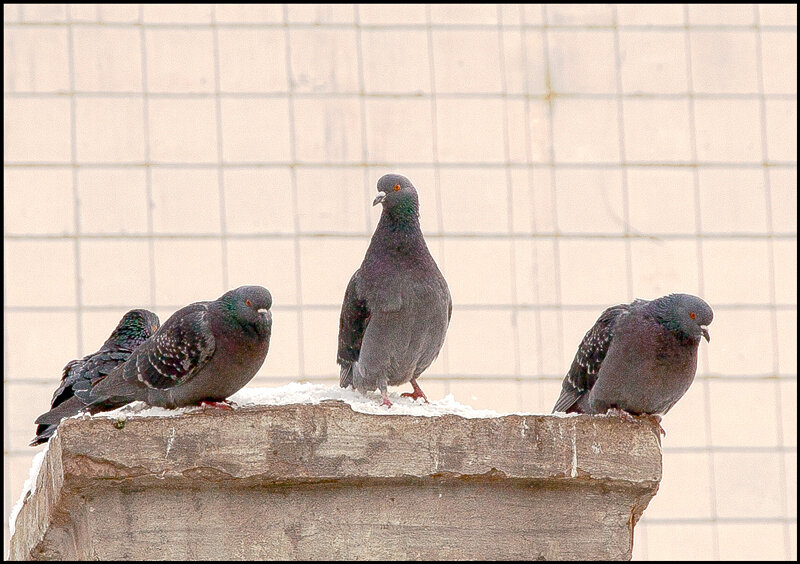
[9,400,661,560]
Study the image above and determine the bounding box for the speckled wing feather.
[337,270,371,387]
[552,303,632,413]
[77,305,216,406]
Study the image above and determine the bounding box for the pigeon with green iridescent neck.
[553,293,713,432]
[69,286,273,412]
[31,309,160,446]
[338,173,452,407]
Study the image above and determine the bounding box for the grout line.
[210,6,229,290]
[138,5,157,311]
[352,5,373,234]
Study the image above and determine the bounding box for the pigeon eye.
[689,312,696,320]
[393,184,401,191]
[246,299,252,307]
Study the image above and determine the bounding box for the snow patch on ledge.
[9,443,48,541]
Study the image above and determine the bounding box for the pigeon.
[337,173,452,407]
[552,293,713,432]
[69,285,272,412]
[31,309,160,446]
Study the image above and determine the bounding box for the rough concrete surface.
[9,401,661,560]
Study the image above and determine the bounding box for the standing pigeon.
[338,173,452,407]
[31,309,160,446]
[69,286,272,412]
[552,293,713,431]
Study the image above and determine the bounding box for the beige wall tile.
[705,307,773,376]
[432,30,502,93]
[75,97,145,162]
[552,99,620,163]
[691,31,759,93]
[772,239,796,305]
[4,4,19,22]
[693,98,762,162]
[151,168,221,233]
[288,4,355,24]
[148,98,217,162]
[7,382,56,450]
[436,98,505,162]
[145,29,215,93]
[446,310,516,375]
[619,31,688,94]
[96,4,140,23]
[4,240,76,306]
[709,380,779,446]
[255,309,300,379]
[220,98,292,162]
[358,4,427,24]
[765,99,797,162]
[776,310,797,375]
[500,30,526,94]
[153,239,224,306]
[449,380,520,412]
[545,4,613,25]
[77,169,149,234]
[702,239,771,304]
[554,168,624,233]
[21,4,66,22]
[616,5,685,26]
[517,168,556,233]
[558,239,628,305]
[514,239,561,305]
[365,98,434,163]
[442,238,513,304]
[299,238,368,305]
[759,3,798,25]
[661,381,710,447]
[361,30,430,94]
[3,27,69,92]
[300,309,339,377]
[646,452,714,519]
[293,97,362,162]
[142,4,212,24]
[226,239,298,305]
[429,4,497,25]
[698,168,768,233]
[213,4,284,23]
[4,98,71,162]
[627,168,696,235]
[780,380,797,447]
[641,523,715,561]
[760,32,797,95]
[5,312,78,382]
[547,30,617,94]
[295,168,368,233]
[69,4,99,22]
[223,168,295,234]
[630,240,700,298]
[522,100,552,164]
[688,4,755,25]
[718,521,789,559]
[4,169,74,235]
[438,168,509,233]
[289,29,359,93]
[80,240,151,306]
[623,99,692,162]
[715,452,784,518]
[217,29,288,92]
[522,30,547,95]
[73,27,142,92]
[768,168,797,233]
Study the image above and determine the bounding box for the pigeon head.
[105,309,160,348]
[219,285,273,336]
[373,173,419,219]
[652,293,713,343]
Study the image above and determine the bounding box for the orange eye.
[246,299,252,307]
[393,184,401,191]
[689,312,696,319]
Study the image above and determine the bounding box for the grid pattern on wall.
[3,4,797,560]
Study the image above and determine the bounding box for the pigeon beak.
[372,191,387,206]
[701,326,710,342]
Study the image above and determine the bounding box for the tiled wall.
[3,4,797,560]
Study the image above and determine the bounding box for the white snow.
[8,443,48,539]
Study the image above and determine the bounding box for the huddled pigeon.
[338,173,452,407]
[68,285,273,413]
[31,309,160,446]
[553,293,713,432]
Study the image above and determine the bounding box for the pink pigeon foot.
[400,379,429,403]
[199,399,234,410]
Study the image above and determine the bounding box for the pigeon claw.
[400,379,429,403]
[199,399,234,410]
[380,397,393,408]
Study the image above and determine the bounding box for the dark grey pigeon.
[553,293,713,432]
[31,309,160,446]
[70,286,272,413]
[338,173,452,407]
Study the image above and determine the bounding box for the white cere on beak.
[258,308,269,315]
[372,191,387,206]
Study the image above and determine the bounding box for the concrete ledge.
[10,401,662,560]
